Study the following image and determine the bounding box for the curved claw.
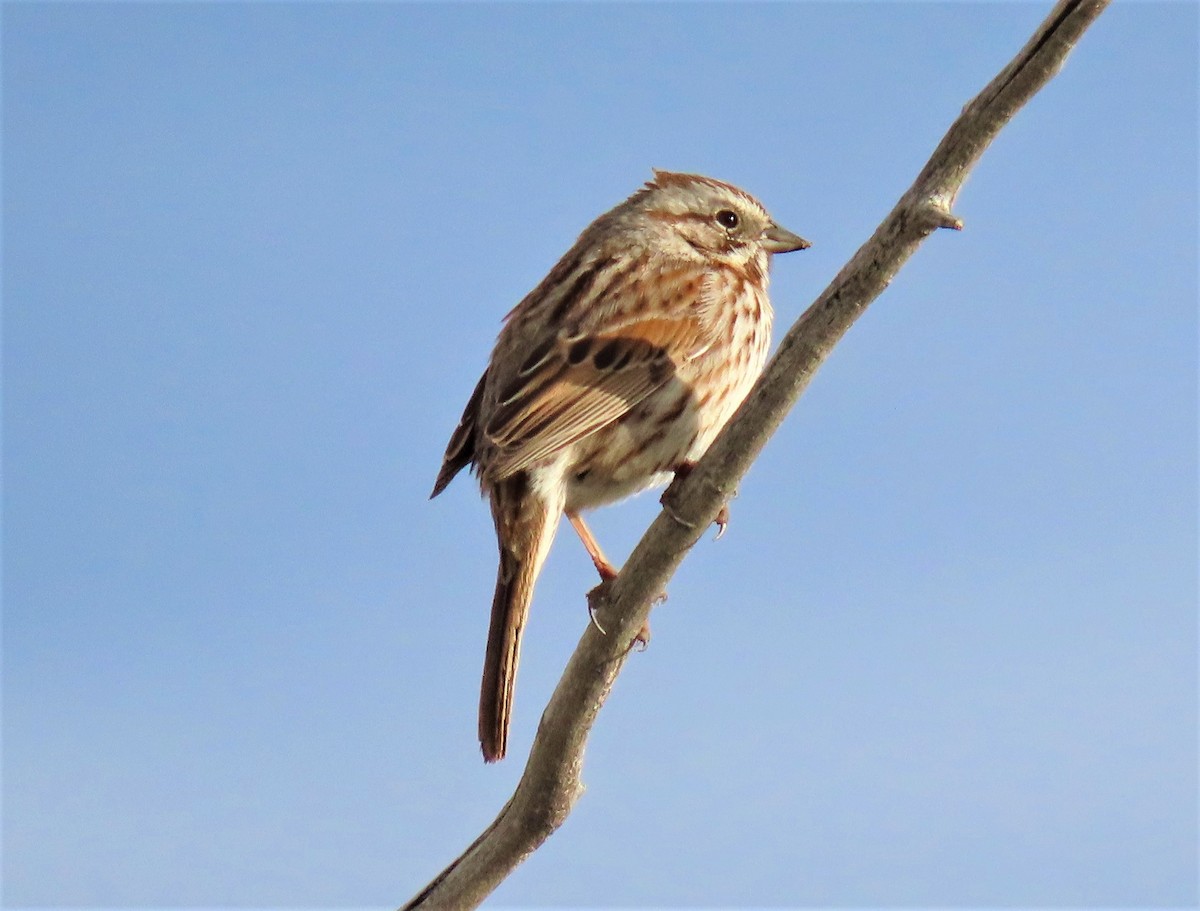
[714,504,730,540]
[623,621,651,655]
[587,598,608,636]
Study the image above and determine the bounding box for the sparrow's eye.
[715,209,740,230]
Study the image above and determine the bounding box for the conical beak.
[763,222,811,254]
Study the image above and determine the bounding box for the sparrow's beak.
[762,222,811,254]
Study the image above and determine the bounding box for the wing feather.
[481,316,706,481]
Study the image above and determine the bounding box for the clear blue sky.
[4,2,1196,908]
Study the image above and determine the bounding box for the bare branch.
[401,1,1111,906]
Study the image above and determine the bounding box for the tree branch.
[402,1,1111,906]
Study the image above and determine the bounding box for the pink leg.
[568,510,651,646]
[567,511,618,580]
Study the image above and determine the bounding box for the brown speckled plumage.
[431,170,809,761]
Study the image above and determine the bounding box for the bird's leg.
[567,511,617,581]
[663,461,731,538]
[568,510,651,646]
[568,510,617,636]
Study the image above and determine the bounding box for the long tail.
[479,474,560,762]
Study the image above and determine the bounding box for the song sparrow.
[431,170,809,761]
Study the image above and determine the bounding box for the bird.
[431,170,809,761]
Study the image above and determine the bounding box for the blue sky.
[3,2,1196,907]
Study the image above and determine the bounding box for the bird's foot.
[714,503,730,539]
[627,620,652,654]
[663,462,733,538]
[586,577,614,635]
[586,580,665,649]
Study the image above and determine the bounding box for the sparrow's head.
[619,170,810,269]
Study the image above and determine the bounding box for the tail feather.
[478,547,532,762]
[478,474,560,762]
